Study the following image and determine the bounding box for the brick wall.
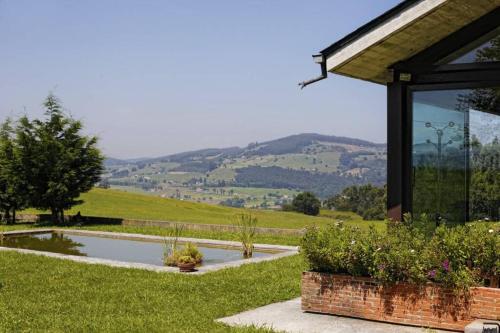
[302,271,500,331]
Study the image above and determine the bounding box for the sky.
[0,0,399,159]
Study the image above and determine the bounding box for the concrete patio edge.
[217,298,457,333]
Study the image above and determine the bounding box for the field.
[0,186,388,331]
[2,189,496,332]
[104,133,387,206]
[227,153,341,173]
[23,188,386,231]
[0,251,304,332]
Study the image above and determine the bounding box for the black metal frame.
[386,8,500,220]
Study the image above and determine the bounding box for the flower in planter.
[428,269,437,279]
[442,259,450,272]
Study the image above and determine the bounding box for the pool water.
[0,232,272,267]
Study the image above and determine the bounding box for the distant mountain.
[245,133,385,156]
[104,157,130,167]
[104,133,387,201]
[105,133,385,166]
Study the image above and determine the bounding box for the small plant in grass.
[235,213,257,258]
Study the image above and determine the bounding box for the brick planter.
[302,271,500,331]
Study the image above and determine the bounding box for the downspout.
[298,54,327,89]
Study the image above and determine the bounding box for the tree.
[0,119,28,224]
[291,192,320,216]
[324,184,386,220]
[16,94,104,224]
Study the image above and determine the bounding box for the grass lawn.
[0,223,303,246]
[23,188,385,231]
[0,251,305,332]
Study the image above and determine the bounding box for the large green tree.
[0,119,28,224]
[16,94,104,223]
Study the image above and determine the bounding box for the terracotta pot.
[178,262,196,272]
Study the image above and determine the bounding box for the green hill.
[105,133,387,203]
[25,188,384,230]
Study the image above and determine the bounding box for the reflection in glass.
[412,90,468,224]
[412,88,499,224]
[439,27,500,64]
[469,111,500,221]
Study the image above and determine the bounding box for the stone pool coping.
[0,229,299,275]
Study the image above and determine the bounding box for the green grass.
[0,250,305,332]
[23,188,383,230]
[0,223,303,246]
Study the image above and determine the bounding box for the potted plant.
[177,255,196,272]
[165,241,203,272]
[181,242,203,265]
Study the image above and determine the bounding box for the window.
[438,27,500,64]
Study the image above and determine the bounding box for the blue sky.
[0,0,399,158]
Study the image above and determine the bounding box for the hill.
[26,188,383,230]
[104,133,387,206]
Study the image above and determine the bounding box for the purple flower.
[428,269,437,279]
[378,264,386,270]
[442,259,450,272]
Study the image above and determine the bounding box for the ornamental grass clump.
[163,224,185,266]
[301,216,499,291]
[235,213,257,258]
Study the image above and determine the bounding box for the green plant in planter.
[235,213,257,258]
[301,215,499,292]
[422,223,499,291]
[179,242,203,265]
[177,255,196,265]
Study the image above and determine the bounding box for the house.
[303,0,500,223]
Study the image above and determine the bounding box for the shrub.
[291,192,320,216]
[301,223,382,276]
[301,217,499,291]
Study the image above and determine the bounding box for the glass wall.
[412,88,500,224]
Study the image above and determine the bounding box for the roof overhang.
[319,0,500,85]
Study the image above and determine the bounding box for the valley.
[104,133,387,208]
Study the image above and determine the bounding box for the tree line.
[0,94,104,224]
